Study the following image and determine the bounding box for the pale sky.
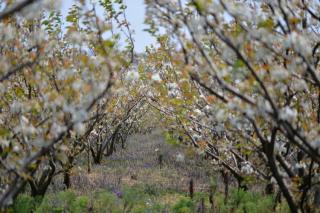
[61,0,156,53]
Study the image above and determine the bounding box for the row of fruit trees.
[0,0,320,212]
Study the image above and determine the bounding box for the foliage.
[205,189,289,213]
[93,191,121,213]
[35,190,78,213]
[12,194,39,213]
[172,198,195,213]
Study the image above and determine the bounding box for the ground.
[12,130,289,213]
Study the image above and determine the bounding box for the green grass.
[12,186,289,213]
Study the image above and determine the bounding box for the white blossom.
[10,101,22,113]
[271,66,289,80]
[168,90,180,98]
[227,101,238,110]
[216,109,226,122]
[0,139,10,148]
[63,105,88,123]
[294,162,306,170]
[167,83,178,90]
[192,134,201,141]
[274,142,286,154]
[292,79,308,92]
[151,73,161,82]
[12,145,20,153]
[279,106,297,122]
[50,122,67,138]
[125,71,140,82]
[194,109,203,117]
[175,152,185,162]
[244,107,255,118]
[74,122,86,135]
[285,32,311,56]
[203,105,213,114]
[68,31,89,44]
[90,129,99,137]
[241,162,254,174]
[72,80,82,90]
[0,24,16,41]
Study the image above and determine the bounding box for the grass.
[11,130,289,212]
[13,187,289,213]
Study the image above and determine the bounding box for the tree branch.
[0,0,39,20]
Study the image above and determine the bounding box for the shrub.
[71,196,89,213]
[93,191,121,213]
[172,198,195,213]
[122,186,146,205]
[133,203,166,213]
[143,184,160,196]
[12,194,38,213]
[218,189,279,213]
[34,190,77,213]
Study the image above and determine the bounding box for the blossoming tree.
[143,0,320,212]
[0,0,139,207]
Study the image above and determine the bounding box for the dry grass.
[49,129,216,196]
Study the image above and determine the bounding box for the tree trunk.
[222,170,229,204]
[28,159,56,197]
[189,178,194,199]
[63,170,71,189]
[87,144,91,173]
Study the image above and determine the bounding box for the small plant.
[143,184,159,196]
[172,198,195,213]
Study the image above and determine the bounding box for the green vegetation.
[12,187,288,213]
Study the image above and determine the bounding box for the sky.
[61,0,156,53]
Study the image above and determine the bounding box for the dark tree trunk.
[197,198,205,213]
[209,189,215,212]
[63,170,71,189]
[265,182,274,195]
[267,150,298,213]
[189,178,194,199]
[28,159,56,197]
[314,188,320,208]
[158,154,163,169]
[221,170,229,204]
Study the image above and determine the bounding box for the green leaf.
[257,18,274,30]
[233,59,245,69]
[0,128,10,137]
[15,87,25,98]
